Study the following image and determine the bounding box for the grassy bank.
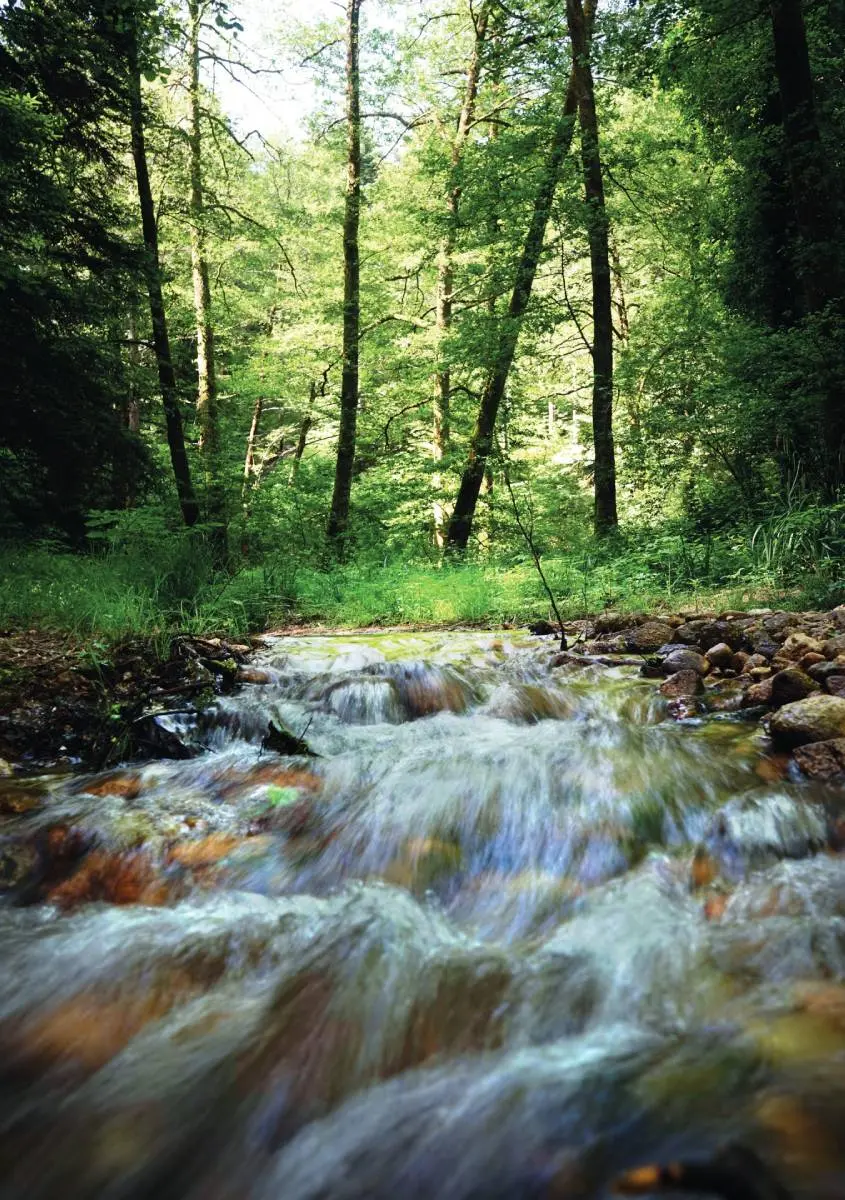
[0,522,835,644]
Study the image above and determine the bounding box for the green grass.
[0,530,823,647]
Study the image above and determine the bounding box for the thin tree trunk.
[188,0,226,550]
[290,382,315,484]
[610,232,629,343]
[445,13,594,550]
[769,0,844,481]
[567,0,617,536]
[242,397,263,495]
[433,0,490,546]
[128,56,199,527]
[326,0,362,550]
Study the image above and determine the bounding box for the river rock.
[822,635,845,659]
[624,621,674,653]
[747,630,779,659]
[770,694,845,748]
[698,620,737,651]
[808,661,845,683]
[827,676,845,699]
[780,632,825,661]
[660,648,709,676]
[660,670,703,699]
[763,612,800,636]
[593,612,644,634]
[770,668,820,707]
[743,677,774,706]
[706,642,734,670]
[672,620,705,645]
[793,739,845,782]
[831,605,845,629]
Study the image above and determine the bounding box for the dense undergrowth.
[2,500,842,643]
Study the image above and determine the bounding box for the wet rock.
[708,789,828,874]
[0,837,39,893]
[236,666,276,684]
[703,679,745,713]
[770,695,845,748]
[706,642,734,670]
[666,696,702,719]
[764,612,800,636]
[770,668,820,707]
[742,677,774,707]
[263,719,315,755]
[132,712,202,760]
[698,621,738,651]
[625,622,674,654]
[831,605,845,629]
[793,738,845,782]
[825,676,845,699]
[660,648,709,676]
[484,683,572,723]
[660,671,703,700]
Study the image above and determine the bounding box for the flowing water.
[3,631,845,1198]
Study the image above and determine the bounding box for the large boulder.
[672,620,706,645]
[793,738,845,782]
[746,629,779,659]
[697,620,736,651]
[624,621,674,654]
[660,647,709,676]
[769,667,820,707]
[770,694,845,748]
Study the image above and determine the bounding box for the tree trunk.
[445,26,591,550]
[128,57,199,527]
[567,0,617,537]
[242,397,263,494]
[188,0,226,550]
[290,381,315,484]
[769,0,844,480]
[326,0,362,550]
[433,1,489,546]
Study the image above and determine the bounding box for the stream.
[3,630,845,1199]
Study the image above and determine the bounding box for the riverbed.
[2,631,845,1198]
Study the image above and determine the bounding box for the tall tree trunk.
[326,0,362,550]
[567,0,617,536]
[188,0,226,550]
[242,397,263,495]
[769,0,844,480]
[445,14,594,550]
[128,56,199,527]
[433,0,489,546]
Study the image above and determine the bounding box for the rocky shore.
[554,604,845,780]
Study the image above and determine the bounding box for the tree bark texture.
[445,16,593,550]
[188,0,226,545]
[128,57,199,527]
[567,0,618,536]
[433,1,489,546]
[326,0,362,549]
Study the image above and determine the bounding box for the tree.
[446,8,594,550]
[432,0,490,546]
[128,38,200,528]
[566,0,617,535]
[188,0,226,549]
[326,0,362,549]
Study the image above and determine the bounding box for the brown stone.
[745,654,769,669]
[624,622,675,653]
[770,668,820,707]
[660,670,703,700]
[793,738,845,781]
[822,635,845,660]
[743,677,774,706]
[661,648,709,676]
[706,642,734,670]
[770,695,845,748]
[826,676,845,698]
[800,652,826,669]
[781,632,825,661]
[748,666,772,680]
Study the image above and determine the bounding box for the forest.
[1,0,844,636]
